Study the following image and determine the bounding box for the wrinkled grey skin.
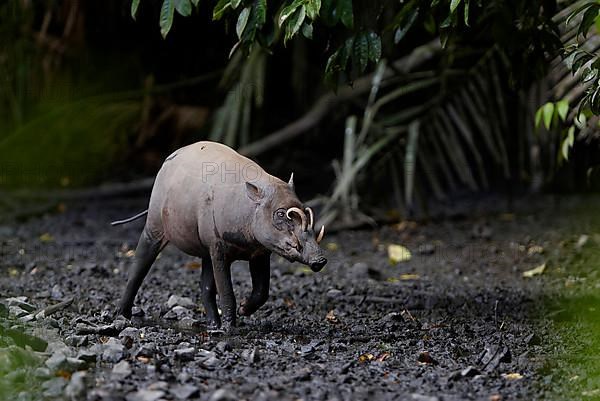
[118,141,327,331]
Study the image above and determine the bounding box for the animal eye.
[277,211,285,218]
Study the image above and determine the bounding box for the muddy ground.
[0,195,586,401]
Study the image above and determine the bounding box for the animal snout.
[310,256,327,272]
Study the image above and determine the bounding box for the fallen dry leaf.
[522,263,546,278]
[399,273,420,280]
[137,356,151,363]
[326,242,339,251]
[325,310,339,324]
[39,233,54,242]
[376,352,390,362]
[388,244,412,264]
[283,297,295,308]
[489,395,502,401]
[185,261,202,270]
[417,351,436,365]
[527,245,544,255]
[125,250,135,258]
[502,372,523,380]
[358,353,374,363]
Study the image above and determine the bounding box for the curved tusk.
[316,225,325,243]
[304,207,314,230]
[286,207,307,231]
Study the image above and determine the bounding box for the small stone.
[42,377,68,398]
[216,341,232,353]
[131,306,144,317]
[164,305,192,319]
[418,243,435,255]
[45,352,84,372]
[125,389,165,401]
[76,349,97,363]
[326,289,343,299]
[349,262,369,278]
[293,367,311,381]
[112,361,132,379]
[174,347,195,361]
[100,338,126,363]
[170,384,199,400]
[410,394,439,401]
[417,351,436,365]
[65,371,87,401]
[5,297,36,312]
[51,284,64,300]
[135,342,157,358]
[65,335,88,347]
[167,295,195,309]
[448,366,480,380]
[242,347,260,364]
[8,306,29,318]
[177,317,201,330]
[208,388,237,401]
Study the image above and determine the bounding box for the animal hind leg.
[118,227,164,318]
[200,256,221,328]
[238,252,271,316]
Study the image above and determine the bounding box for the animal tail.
[110,210,148,226]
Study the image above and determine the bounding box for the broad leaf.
[556,100,569,121]
[450,0,461,13]
[191,0,199,6]
[464,0,470,26]
[367,31,381,62]
[302,22,313,39]
[279,0,305,26]
[236,7,251,39]
[255,0,267,25]
[131,0,140,20]
[578,4,600,38]
[338,0,353,29]
[160,0,175,38]
[561,126,575,161]
[213,0,231,20]
[285,6,306,44]
[394,6,419,44]
[231,0,242,9]
[306,0,321,20]
[174,0,192,16]
[353,32,369,74]
[542,102,554,130]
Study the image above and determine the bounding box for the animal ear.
[245,182,263,203]
[288,172,294,190]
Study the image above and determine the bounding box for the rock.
[45,352,85,372]
[76,349,97,363]
[177,317,201,331]
[65,335,88,347]
[119,327,140,340]
[417,351,436,365]
[349,262,369,279]
[42,377,68,398]
[216,340,232,353]
[167,295,195,309]
[174,347,196,361]
[449,366,480,380]
[98,338,126,363]
[125,389,165,401]
[293,367,311,381]
[5,297,36,312]
[170,384,199,400]
[208,389,237,401]
[8,305,29,318]
[326,288,343,299]
[131,306,144,317]
[242,347,260,364]
[135,342,157,358]
[51,284,64,300]
[480,344,511,372]
[164,305,192,319]
[410,394,439,401]
[112,361,132,379]
[65,371,87,401]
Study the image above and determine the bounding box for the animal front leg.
[118,228,164,318]
[210,246,236,331]
[200,256,221,328]
[239,253,271,316]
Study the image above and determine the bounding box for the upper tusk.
[305,207,314,230]
[316,225,325,243]
[286,207,307,231]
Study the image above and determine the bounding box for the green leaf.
[280,0,305,26]
[535,107,543,130]
[542,102,554,130]
[394,6,419,44]
[213,0,231,20]
[566,2,595,26]
[191,0,199,6]
[236,7,251,39]
[306,0,321,20]
[556,99,569,121]
[561,127,575,161]
[430,0,440,6]
[367,31,381,62]
[450,0,461,13]
[231,0,242,9]
[174,0,192,16]
[353,32,369,74]
[464,0,469,26]
[131,0,140,20]
[301,22,313,39]
[255,0,267,25]
[575,112,587,129]
[284,5,306,44]
[578,4,600,38]
[338,0,354,29]
[160,0,175,38]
